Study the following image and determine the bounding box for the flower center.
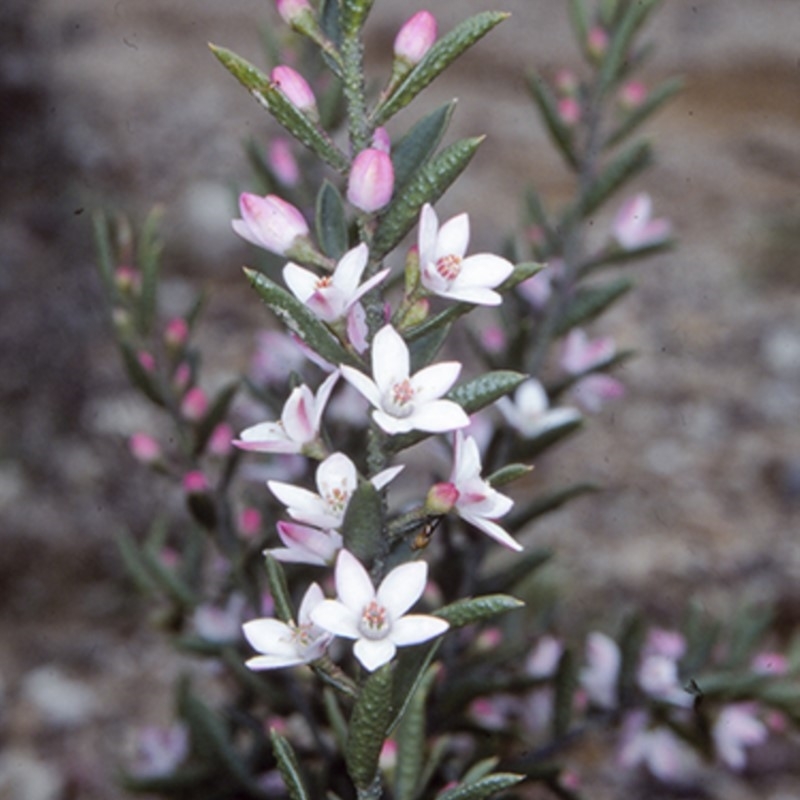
[435,254,462,283]
[315,275,333,290]
[323,483,350,516]
[358,600,390,640]
[382,378,416,418]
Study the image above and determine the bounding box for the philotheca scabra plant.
[94,1,800,798]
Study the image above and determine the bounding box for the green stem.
[357,776,383,800]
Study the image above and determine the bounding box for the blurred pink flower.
[267,138,300,187]
[713,704,768,771]
[560,329,616,375]
[580,631,620,709]
[612,193,671,251]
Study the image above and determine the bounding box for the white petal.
[297,582,325,625]
[312,371,340,431]
[234,422,297,453]
[354,638,396,672]
[441,286,503,306]
[390,615,449,646]
[310,599,360,639]
[370,464,404,491]
[516,379,549,413]
[283,263,318,303]
[372,409,415,435]
[411,361,462,403]
[372,325,409,393]
[269,546,328,566]
[455,254,514,288]
[436,213,470,260]
[268,481,323,513]
[341,365,382,408]
[335,550,376,613]
[317,452,357,497]
[408,400,469,432]
[347,268,390,311]
[282,385,315,443]
[245,654,306,670]
[242,619,297,656]
[232,218,261,248]
[377,560,427,618]
[459,512,523,551]
[418,203,439,267]
[451,431,480,486]
[332,242,369,296]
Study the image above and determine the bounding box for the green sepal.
[487,463,533,488]
[372,136,484,259]
[392,101,457,189]
[436,773,525,800]
[192,380,239,457]
[554,276,633,336]
[373,12,509,125]
[316,181,349,260]
[394,664,439,800]
[210,45,348,172]
[264,554,294,624]
[605,76,683,149]
[345,664,394,790]
[526,74,578,170]
[552,649,577,738]
[340,480,383,565]
[504,483,598,531]
[435,594,524,628]
[476,548,552,595]
[270,728,311,800]
[244,268,359,367]
[119,341,165,406]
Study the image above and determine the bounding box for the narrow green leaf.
[346,664,393,790]
[192,381,239,457]
[320,0,342,47]
[476,548,553,595]
[723,606,773,671]
[341,481,383,565]
[567,0,589,50]
[244,268,359,367]
[264,555,294,623]
[552,649,576,738]
[554,277,633,336]
[389,641,443,736]
[527,74,578,170]
[119,341,165,406]
[436,773,525,800]
[604,77,684,149]
[578,239,674,276]
[271,729,311,800]
[316,181,349,259]
[372,136,483,259]
[136,207,164,336]
[340,0,374,35]
[505,483,598,531]
[598,0,660,94]
[141,545,196,608]
[92,211,116,295]
[323,687,349,752]
[392,101,457,189]
[373,12,509,125]
[450,371,527,415]
[487,463,533,488]
[210,45,348,172]
[115,530,159,595]
[408,320,452,373]
[617,614,646,707]
[435,594,524,628]
[462,757,500,785]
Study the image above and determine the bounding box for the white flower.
[243,583,332,670]
[268,452,403,530]
[637,654,693,708]
[418,204,514,306]
[713,704,768,771]
[449,431,520,551]
[580,631,620,709]
[235,371,339,454]
[497,378,581,439]
[267,520,343,566]
[612,193,671,251]
[283,243,389,324]
[560,329,616,375]
[311,550,449,672]
[341,324,469,435]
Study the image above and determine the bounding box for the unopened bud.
[138,351,156,373]
[271,65,318,117]
[172,361,192,392]
[372,126,391,154]
[232,193,310,257]
[183,470,210,494]
[425,482,459,514]
[114,265,140,293]
[275,0,312,26]
[129,432,162,465]
[557,96,581,126]
[267,138,300,187]
[394,10,437,66]
[181,387,208,421]
[347,148,394,213]
[238,507,263,538]
[208,422,234,456]
[554,68,578,96]
[618,80,647,110]
[587,26,609,60]
[398,297,429,329]
[164,317,189,351]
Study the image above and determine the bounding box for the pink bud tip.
[164,318,189,349]
[557,96,581,126]
[394,10,437,65]
[238,507,263,538]
[275,0,312,25]
[372,127,391,154]
[182,471,210,494]
[266,138,300,187]
[587,26,609,58]
[554,68,578,96]
[172,361,192,392]
[181,387,209,421]
[425,482,459,514]
[137,351,156,372]
[129,433,162,464]
[619,80,648,109]
[114,266,140,292]
[271,65,317,113]
[347,148,394,213]
[208,422,234,456]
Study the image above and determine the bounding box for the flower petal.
[354,637,396,672]
[455,254,514,288]
[407,399,469,432]
[372,325,409,393]
[377,560,427,618]
[441,286,503,306]
[340,365,382,409]
[418,203,439,267]
[436,213,469,261]
[234,422,298,453]
[370,464,404,491]
[283,262,318,304]
[410,361,461,403]
[331,243,369,296]
[459,511,522,551]
[335,550,376,613]
[297,582,325,624]
[310,599,360,639]
[242,619,297,656]
[282,385,315,443]
[390,614,449,646]
[245,653,307,670]
[372,409,415,435]
[312,371,340,432]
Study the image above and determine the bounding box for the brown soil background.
[2,0,800,797]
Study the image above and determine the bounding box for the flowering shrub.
[94,1,800,798]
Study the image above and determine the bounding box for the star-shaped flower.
[340,324,469,435]
[311,550,449,672]
[497,378,581,439]
[267,521,343,566]
[243,582,332,670]
[417,203,514,306]
[283,243,389,324]
[612,193,671,251]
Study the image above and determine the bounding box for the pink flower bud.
[558,96,581,126]
[587,26,609,59]
[183,470,210,494]
[172,361,192,392]
[129,432,162,464]
[379,740,397,773]
[137,351,156,372]
[181,387,208,421]
[480,326,506,354]
[619,80,647,110]
[232,193,310,256]
[208,422,234,456]
[372,127,391,154]
[394,11,437,65]
[425,482,459,514]
[238,507,263,538]
[474,627,503,652]
[271,65,317,115]
[115,265,140,293]
[275,0,312,25]
[347,148,394,213]
[164,317,189,350]
[554,68,578,96]
[266,138,300,187]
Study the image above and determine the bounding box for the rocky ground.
[2,0,800,797]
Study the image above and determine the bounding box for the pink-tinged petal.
[306,290,342,323]
[231,218,262,248]
[418,203,439,267]
[310,598,360,639]
[440,286,503,306]
[642,218,672,243]
[372,325,410,391]
[408,399,469,432]
[455,254,514,288]
[234,422,299,454]
[394,10,437,65]
[340,365,382,408]
[371,464,404,491]
[297,582,325,624]
[282,385,315,443]
[410,361,461,403]
[268,481,323,513]
[245,653,307,670]
[459,512,522,551]
[347,149,394,213]
[354,638,396,672]
[274,521,342,565]
[377,560,427,618]
[335,550,376,613]
[271,65,317,113]
[372,409,415,435]
[283,262,319,304]
[435,213,470,261]
[331,243,369,296]
[347,304,369,354]
[312,371,340,431]
[347,268,390,311]
[243,619,297,657]
[451,431,480,486]
[390,615,449,646]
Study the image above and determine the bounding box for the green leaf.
[323,687,349,752]
[340,0,374,36]
[141,543,196,608]
[192,381,239,457]
[136,206,164,336]
[552,649,577,738]
[598,0,660,95]
[567,0,590,50]
[264,555,294,624]
[346,664,393,790]
[487,463,533,488]
[316,181,349,259]
[476,548,553,595]
[389,641,443,736]
[526,74,578,170]
[210,45,348,172]
[554,277,633,336]
[115,529,159,596]
[722,606,773,671]
[462,757,500,785]
[271,729,311,800]
[435,594,524,628]
[604,77,684,149]
[373,12,509,125]
[505,484,598,531]
[408,320,452,373]
[244,268,359,366]
[372,137,484,259]
[92,211,116,295]
[341,481,384,565]
[436,773,525,800]
[119,341,165,406]
[392,101,457,189]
